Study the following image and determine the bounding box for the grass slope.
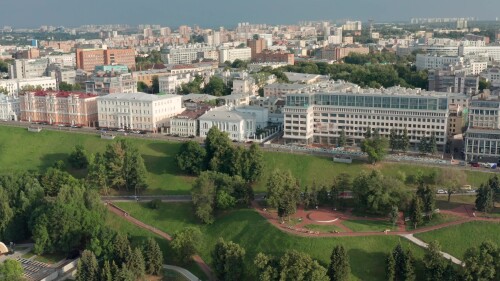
[414,221,500,258]
[0,126,490,195]
[115,202,426,281]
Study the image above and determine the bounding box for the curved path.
[164,265,201,281]
[106,203,214,281]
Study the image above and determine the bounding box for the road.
[101,193,266,202]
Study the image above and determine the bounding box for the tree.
[124,145,148,193]
[476,183,495,213]
[479,77,491,92]
[364,126,372,139]
[401,128,410,152]
[423,241,445,281]
[266,170,300,221]
[204,76,228,96]
[254,252,279,281]
[212,238,246,281]
[437,168,466,202]
[279,250,329,281]
[328,245,350,281]
[127,247,146,278]
[389,128,398,151]
[0,259,24,281]
[171,227,202,264]
[86,152,109,194]
[429,133,437,154]
[137,81,149,93]
[76,250,99,281]
[385,253,396,281]
[462,241,499,281]
[144,238,163,275]
[151,75,159,93]
[59,81,74,91]
[338,129,347,147]
[40,168,80,196]
[204,126,233,173]
[191,172,216,224]
[441,260,458,281]
[418,137,429,154]
[409,196,423,229]
[361,135,388,164]
[176,141,206,175]
[68,144,89,169]
[389,206,399,226]
[104,140,127,190]
[113,233,132,265]
[242,143,264,182]
[388,244,415,281]
[100,260,113,281]
[417,183,435,219]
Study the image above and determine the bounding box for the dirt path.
[106,203,214,281]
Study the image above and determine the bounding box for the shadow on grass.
[142,154,182,176]
[39,153,68,171]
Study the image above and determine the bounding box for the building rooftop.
[174,106,212,119]
[27,90,97,99]
[97,92,181,101]
[181,93,218,102]
[199,107,254,122]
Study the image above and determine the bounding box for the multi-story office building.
[161,45,216,64]
[342,21,362,31]
[263,83,310,97]
[76,48,136,72]
[315,45,370,61]
[219,48,252,63]
[0,77,57,95]
[428,68,479,95]
[86,72,136,95]
[283,81,465,149]
[0,94,20,121]
[464,97,500,161]
[46,53,76,68]
[416,54,487,74]
[8,58,49,79]
[198,106,256,141]
[97,92,183,131]
[19,91,98,126]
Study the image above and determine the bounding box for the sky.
[1,0,499,28]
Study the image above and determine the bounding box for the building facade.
[170,106,211,137]
[97,92,183,131]
[76,48,135,72]
[8,58,49,79]
[464,98,500,161]
[19,91,98,126]
[198,107,256,141]
[86,72,136,95]
[0,94,20,121]
[161,45,216,64]
[0,77,57,95]
[428,68,479,95]
[283,82,456,149]
[219,48,252,63]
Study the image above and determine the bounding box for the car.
[117,129,126,132]
[57,124,66,127]
[436,189,447,194]
[470,162,480,167]
[466,190,476,193]
[71,125,82,128]
[139,131,147,134]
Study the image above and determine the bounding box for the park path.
[164,265,201,281]
[400,234,463,265]
[106,203,215,281]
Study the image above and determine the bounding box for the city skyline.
[1,0,499,28]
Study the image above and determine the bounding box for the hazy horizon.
[1,0,499,28]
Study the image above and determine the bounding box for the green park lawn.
[114,202,426,281]
[303,224,345,233]
[341,219,396,232]
[405,213,462,231]
[0,125,491,195]
[414,221,500,258]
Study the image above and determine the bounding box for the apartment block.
[19,91,98,126]
[428,68,479,95]
[219,48,252,63]
[8,58,49,79]
[161,45,216,64]
[253,50,294,65]
[86,72,136,95]
[0,77,57,95]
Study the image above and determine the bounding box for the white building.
[283,81,464,148]
[46,53,76,68]
[219,48,252,63]
[8,58,49,79]
[0,94,20,121]
[161,45,216,64]
[480,67,500,86]
[170,106,211,137]
[97,92,184,131]
[199,106,256,141]
[235,106,269,129]
[465,98,500,161]
[159,73,193,94]
[264,83,310,98]
[342,21,362,31]
[0,77,57,95]
[222,93,251,106]
[416,54,464,71]
[459,45,500,61]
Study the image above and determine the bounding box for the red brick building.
[76,48,136,72]
[20,91,98,127]
[253,50,294,65]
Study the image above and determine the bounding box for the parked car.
[470,162,480,168]
[117,129,126,132]
[437,189,447,194]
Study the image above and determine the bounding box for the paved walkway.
[400,234,463,265]
[164,265,201,281]
[106,203,215,281]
